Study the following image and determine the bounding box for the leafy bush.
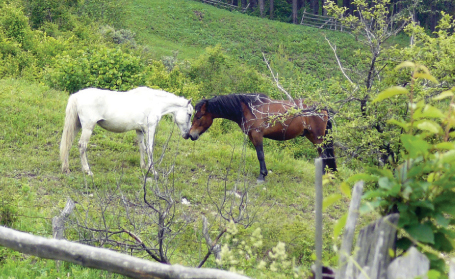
[352,63,455,274]
[187,44,270,97]
[46,46,146,93]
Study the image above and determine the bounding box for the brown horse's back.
[242,98,328,144]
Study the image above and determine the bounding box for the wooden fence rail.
[300,11,353,32]
[0,225,250,279]
[200,0,248,12]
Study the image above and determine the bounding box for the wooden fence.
[300,11,353,33]
[200,0,248,12]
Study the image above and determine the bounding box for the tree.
[322,0,412,164]
[292,0,297,23]
[269,0,274,19]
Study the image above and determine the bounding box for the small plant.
[217,221,305,278]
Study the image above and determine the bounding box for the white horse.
[60,87,193,175]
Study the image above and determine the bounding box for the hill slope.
[126,0,360,81]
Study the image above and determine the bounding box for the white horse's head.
[173,99,193,139]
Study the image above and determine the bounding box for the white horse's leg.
[78,126,95,176]
[145,125,157,176]
[136,130,146,169]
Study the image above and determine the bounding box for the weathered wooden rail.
[300,11,353,33]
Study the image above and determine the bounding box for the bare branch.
[324,35,354,85]
[262,52,295,103]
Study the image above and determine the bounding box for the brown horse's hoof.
[256,175,266,183]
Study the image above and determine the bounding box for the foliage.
[45,46,146,93]
[390,12,455,90]
[354,63,455,273]
[217,221,306,278]
[187,44,270,97]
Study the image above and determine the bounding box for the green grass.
[125,0,362,81]
[0,0,386,276]
[0,77,356,277]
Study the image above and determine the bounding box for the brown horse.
[187,94,337,182]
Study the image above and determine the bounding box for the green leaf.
[395,61,415,70]
[413,105,445,120]
[323,194,342,211]
[434,232,454,252]
[362,190,388,200]
[333,213,348,239]
[405,223,434,244]
[378,177,393,190]
[434,142,455,150]
[414,72,438,83]
[433,90,454,101]
[387,118,409,131]
[441,150,455,164]
[427,269,441,279]
[345,173,378,184]
[372,86,409,104]
[434,213,450,228]
[340,182,351,198]
[416,120,443,134]
[400,134,430,157]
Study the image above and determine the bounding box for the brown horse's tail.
[323,119,337,172]
[60,95,80,173]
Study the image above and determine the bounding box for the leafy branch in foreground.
[349,62,455,274]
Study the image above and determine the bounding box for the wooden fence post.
[336,181,364,279]
[387,247,429,279]
[315,158,323,279]
[52,198,75,269]
[345,213,399,279]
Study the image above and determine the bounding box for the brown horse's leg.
[304,123,337,173]
[248,131,267,182]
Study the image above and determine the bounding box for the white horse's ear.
[187,98,192,106]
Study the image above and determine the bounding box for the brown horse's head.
[188,100,214,141]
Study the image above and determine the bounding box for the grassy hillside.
[126,0,360,81]
[0,0,373,277]
[0,76,353,277]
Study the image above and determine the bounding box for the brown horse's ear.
[200,100,207,113]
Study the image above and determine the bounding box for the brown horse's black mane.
[196,94,269,123]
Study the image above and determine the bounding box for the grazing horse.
[187,94,336,182]
[60,87,193,175]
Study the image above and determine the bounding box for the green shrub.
[187,44,270,96]
[348,63,455,274]
[46,46,146,93]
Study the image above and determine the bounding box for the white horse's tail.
[60,95,80,173]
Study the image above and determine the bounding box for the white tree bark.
[0,226,250,279]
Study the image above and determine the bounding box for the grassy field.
[0,76,355,277]
[0,0,373,277]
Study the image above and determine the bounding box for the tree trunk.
[292,0,298,24]
[249,0,257,9]
[269,0,274,19]
[311,0,319,15]
[233,0,238,6]
[259,0,264,17]
[241,0,247,8]
[322,0,326,15]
